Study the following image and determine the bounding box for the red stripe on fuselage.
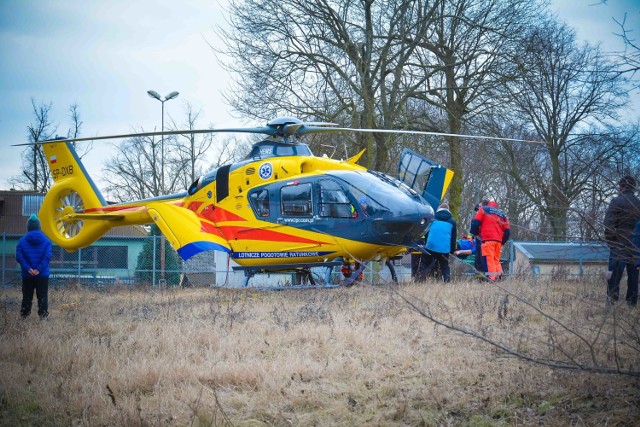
[200,221,226,239]
[215,226,328,245]
[198,222,329,245]
[206,206,246,223]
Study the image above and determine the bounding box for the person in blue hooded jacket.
[16,214,53,319]
[421,202,457,282]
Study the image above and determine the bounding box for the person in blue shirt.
[421,202,457,282]
[16,214,53,319]
[454,234,476,259]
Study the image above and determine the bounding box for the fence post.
[77,248,82,284]
[152,235,157,287]
[2,233,5,286]
[578,241,584,278]
[509,241,515,276]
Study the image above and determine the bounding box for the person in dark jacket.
[422,203,457,282]
[16,214,53,319]
[633,219,640,269]
[410,233,427,280]
[470,200,510,281]
[604,175,640,306]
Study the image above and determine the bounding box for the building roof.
[513,242,609,263]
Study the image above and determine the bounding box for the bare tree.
[219,0,544,217]
[103,105,247,202]
[11,99,83,192]
[407,0,542,217]
[615,13,640,88]
[102,134,163,201]
[166,103,241,191]
[67,103,82,139]
[496,18,628,240]
[219,0,444,171]
[169,103,213,187]
[65,102,96,162]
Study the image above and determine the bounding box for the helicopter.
[26,117,534,286]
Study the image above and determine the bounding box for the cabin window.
[319,180,353,218]
[281,183,313,216]
[249,189,270,217]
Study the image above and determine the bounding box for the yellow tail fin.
[39,141,111,250]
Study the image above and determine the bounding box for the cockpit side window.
[249,189,270,217]
[281,183,313,217]
[319,180,353,218]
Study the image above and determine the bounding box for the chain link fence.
[2,233,606,287]
[1,234,188,287]
[0,233,455,287]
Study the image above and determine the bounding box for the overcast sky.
[0,0,638,191]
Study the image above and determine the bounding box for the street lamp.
[147,90,179,193]
[147,90,179,286]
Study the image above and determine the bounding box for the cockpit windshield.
[368,170,419,199]
[328,170,425,217]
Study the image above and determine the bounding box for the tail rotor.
[54,189,85,238]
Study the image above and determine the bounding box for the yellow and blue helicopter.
[30,117,513,286]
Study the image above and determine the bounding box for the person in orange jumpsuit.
[470,200,510,281]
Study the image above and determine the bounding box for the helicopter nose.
[371,203,434,245]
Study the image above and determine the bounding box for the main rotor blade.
[297,126,545,145]
[13,121,543,146]
[12,127,278,146]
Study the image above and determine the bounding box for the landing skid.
[233,261,343,287]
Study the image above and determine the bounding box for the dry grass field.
[0,276,639,426]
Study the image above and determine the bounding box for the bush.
[134,225,181,286]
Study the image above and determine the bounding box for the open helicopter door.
[397,148,454,210]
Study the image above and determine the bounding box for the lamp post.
[147,90,179,194]
[147,90,179,285]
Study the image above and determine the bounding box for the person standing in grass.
[633,219,640,279]
[422,202,457,283]
[634,218,640,253]
[604,175,640,306]
[471,201,488,276]
[470,200,510,282]
[16,214,52,319]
